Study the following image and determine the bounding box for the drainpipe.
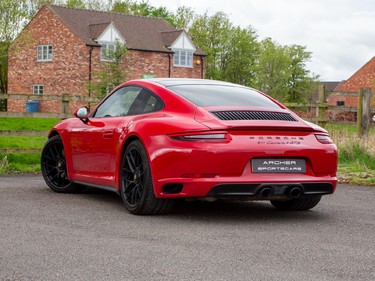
[200,56,204,79]
[88,46,93,110]
[168,52,172,78]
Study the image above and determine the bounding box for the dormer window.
[37,45,53,61]
[173,49,193,67]
[94,22,125,62]
[168,31,196,68]
[100,42,116,61]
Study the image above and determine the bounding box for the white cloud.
[148,0,375,81]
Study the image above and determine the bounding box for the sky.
[148,0,375,82]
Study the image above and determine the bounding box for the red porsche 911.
[41,78,337,215]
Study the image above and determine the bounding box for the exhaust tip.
[259,187,272,198]
[288,187,303,199]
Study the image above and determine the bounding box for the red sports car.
[41,78,338,215]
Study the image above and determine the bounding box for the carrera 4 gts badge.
[250,136,304,145]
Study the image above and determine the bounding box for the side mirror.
[74,106,89,123]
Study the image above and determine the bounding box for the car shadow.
[168,200,330,223]
[64,187,330,223]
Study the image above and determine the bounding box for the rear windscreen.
[167,85,280,108]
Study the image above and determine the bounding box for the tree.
[189,12,233,80]
[66,0,86,9]
[284,44,318,103]
[26,0,62,19]
[84,0,113,11]
[220,26,259,86]
[0,43,8,94]
[255,38,291,101]
[0,0,29,42]
[111,0,175,24]
[255,39,318,102]
[88,42,128,98]
[0,0,29,93]
[173,6,196,30]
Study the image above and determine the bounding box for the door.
[70,86,143,186]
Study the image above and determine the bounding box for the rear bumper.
[155,175,337,199]
[149,132,337,200]
[208,182,334,198]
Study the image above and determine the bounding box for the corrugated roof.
[48,5,181,53]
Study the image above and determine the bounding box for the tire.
[270,196,322,211]
[41,135,79,193]
[120,140,174,215]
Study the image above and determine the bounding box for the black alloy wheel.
[41,135,78,193]
[120,140,174,215]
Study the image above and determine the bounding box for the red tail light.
[315,134,334,144]
[169,132,232,143]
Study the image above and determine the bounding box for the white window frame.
[100,42,116,61]
[173,49,193,67]
[37,45,53,61]
[33,84,44,95]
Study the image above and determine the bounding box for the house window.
[336,101,345,106]
[33,85,44,95]
[100,42,116,61]
[37,45,53,61]
[173,50,193,67]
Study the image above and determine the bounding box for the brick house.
[326,57,375,121]
[7,5,205,113]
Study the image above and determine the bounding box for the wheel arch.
[116,134,144,188]
[48,130,60,139]
[46,130,75,180]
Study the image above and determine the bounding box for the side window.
[128,89,164,115]
[93,86,142,118]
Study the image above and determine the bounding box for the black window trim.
[91,85,165,118]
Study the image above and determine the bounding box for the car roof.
[140,78,246,88]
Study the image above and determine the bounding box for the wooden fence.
[0,130,48,154]
[0,93,99,118]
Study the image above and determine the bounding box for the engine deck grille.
[210,111,298,121]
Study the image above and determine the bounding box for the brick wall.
[335,57,375,93]
[8,6,90,113]
[327,92,360,107]
[326,92,375,122]
[123,50,203,80]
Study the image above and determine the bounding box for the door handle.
[103,130,113,139]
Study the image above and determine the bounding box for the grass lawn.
[326,122,375,185]
[0,153,41,174]
[0,117,60,131]
[0,118,56,174]
[0,136,46,149]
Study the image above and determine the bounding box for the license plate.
[252,158,306,173]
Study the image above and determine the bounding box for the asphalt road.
[0,175,374,281]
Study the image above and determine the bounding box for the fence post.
[316,84,326,127]
[62,94,70,114]
[357,87,371,138]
